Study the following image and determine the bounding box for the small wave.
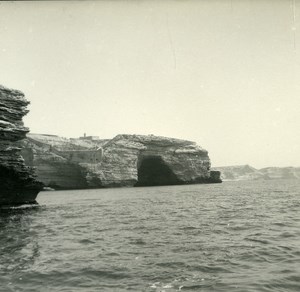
[190,264,231,273]
[180,284,207,290]
[272,222,286,227]
[245,237,270,245]
[105,252,120,256]
[130,238,147,245]
[180,226,198,230]
[82,269,130,280]
[0,204,41,216]
[78,239,95,244]
[279,232,296,238]
[156,261,186,268]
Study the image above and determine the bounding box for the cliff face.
[212,165,300,181]
[0,85,42,205]
[21,136,89,189]
[22,134,221,189]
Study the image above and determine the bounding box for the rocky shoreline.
[1,84,221,203]
[21,133,222,190]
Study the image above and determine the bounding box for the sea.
[0,180,299,292]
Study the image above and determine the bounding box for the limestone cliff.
[0,85,42,205]
[22,134,221,189]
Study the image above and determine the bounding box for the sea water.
[0,180,299,292]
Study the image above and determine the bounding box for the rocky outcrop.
[22,133,221,189]
[0,85,42,205]
[212,165,300,181]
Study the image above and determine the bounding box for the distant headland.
[212,165,300,181]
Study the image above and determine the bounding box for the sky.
[0,0,299,168]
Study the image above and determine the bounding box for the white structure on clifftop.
[79,133,99,141]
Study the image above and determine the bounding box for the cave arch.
[135,156,181,187]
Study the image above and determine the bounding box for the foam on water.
[0,204,39,210]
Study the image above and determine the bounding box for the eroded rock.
[0,85,42,205]
[22,133,221,189]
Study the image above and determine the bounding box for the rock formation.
[212,165,300,181]
[0,85,42,205]
[22,133,221,189]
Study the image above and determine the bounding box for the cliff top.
[27,133,207,153]
[0,85,28,105]
[0,85,24,95]
[112,134,196,145]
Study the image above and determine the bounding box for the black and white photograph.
[0,0,299,291]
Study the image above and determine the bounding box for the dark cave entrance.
[135,156,181,187]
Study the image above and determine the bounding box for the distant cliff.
[212,165,300,181]
[0,85,42,205]
[21,133,221,189]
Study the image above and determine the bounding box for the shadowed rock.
[135,156,181,186]
[0,85,42,205]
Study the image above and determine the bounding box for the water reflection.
[0,206,42,285]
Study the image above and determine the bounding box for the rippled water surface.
[1,180,300,292]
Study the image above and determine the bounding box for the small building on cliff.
[79,133,99,141]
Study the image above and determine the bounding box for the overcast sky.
[0,0,299,168]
